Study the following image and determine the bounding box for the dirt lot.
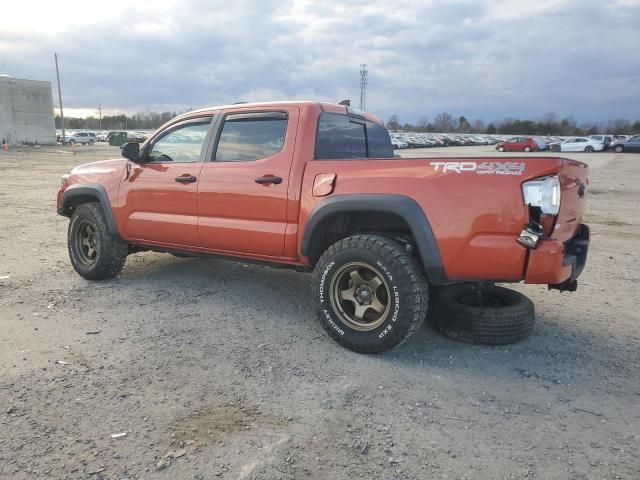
[1,144,638,479]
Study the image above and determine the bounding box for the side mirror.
[121,142,141,162]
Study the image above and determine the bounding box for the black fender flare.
[301,194,448,285]
[57,183,120,239]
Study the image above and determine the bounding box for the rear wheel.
[312,234,428,353]
[524,146,531,152]
[497,146,505,152]
[68,203,128,280]
[615,145,623,153]
[585,146,594,153]
[429,284,535,345]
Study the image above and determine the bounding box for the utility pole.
[98,104,102,130]
[54,53,66,143]
[359,64,368,111]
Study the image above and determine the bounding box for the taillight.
[522,175,561,215]
[518,175,561,247]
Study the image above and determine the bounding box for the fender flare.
[58,183,120,238]
[301,194,448,285]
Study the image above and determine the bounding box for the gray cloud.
[1,0,638,122]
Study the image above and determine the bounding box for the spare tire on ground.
[429,284,535,345]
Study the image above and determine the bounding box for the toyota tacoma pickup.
[57,101,590,353]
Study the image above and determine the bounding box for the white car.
[556,137,605,153]
[66,132,96,145]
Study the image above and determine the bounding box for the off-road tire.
[312,234,428,354]
[429,284,534,345]
[68,203,128,280]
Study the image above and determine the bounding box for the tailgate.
[553,159,589,242]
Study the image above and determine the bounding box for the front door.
[197,107,299,257]
[118,117,214,246]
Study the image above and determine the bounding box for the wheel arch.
[58,183,120,239]
[301,194,448,285]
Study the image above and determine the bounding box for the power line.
[359,64,368,111]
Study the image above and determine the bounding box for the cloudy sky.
[1,0,638,123]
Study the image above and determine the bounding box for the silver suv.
[66,132,96,145]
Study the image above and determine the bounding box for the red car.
[496,137,538,152]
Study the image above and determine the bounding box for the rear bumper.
[524,224,590,287]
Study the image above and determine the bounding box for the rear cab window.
[314,112,394,160]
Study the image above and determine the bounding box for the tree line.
[386,112,640,136]
[54,110,191,130]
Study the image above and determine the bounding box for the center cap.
[356,285,373,304]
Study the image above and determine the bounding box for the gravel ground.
[0,144,638,480]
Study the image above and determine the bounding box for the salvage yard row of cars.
[389,131,640,153]
[55,130,152,145]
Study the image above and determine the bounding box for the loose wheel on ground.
[68,203,128,280]
[428,284,535,345]
[312,234,428,354]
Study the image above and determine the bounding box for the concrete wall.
[0,77,56,145]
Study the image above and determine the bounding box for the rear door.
[118,116,214,246]
[196,106,299,256]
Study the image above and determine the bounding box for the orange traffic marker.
[2,142,7,151]
[72,142,76,155]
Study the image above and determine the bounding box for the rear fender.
[301,194,448,285]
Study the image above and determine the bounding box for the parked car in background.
[613,135,640,153]
[533,138,549,151]
[496,137,538,152]
[550,137,604,153]
[96,131,109,142]
[390,138,409,149]
[609,135,629,149]
[66,132,95,145]
[589,135,612,150]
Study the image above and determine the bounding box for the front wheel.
[497,146,505,152]
[585,146,594,153]
[312,235,428,353]
[68,203,128,280]
[524,146,531,152]
[88,139,95,145]
[615,145,623,153]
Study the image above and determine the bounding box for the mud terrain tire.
[68,203,128,280]
[312,235,428,353]
[429,284,534,345]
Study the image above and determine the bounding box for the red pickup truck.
[57,101,589,353]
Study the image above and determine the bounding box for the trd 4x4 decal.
[430,161,525,176]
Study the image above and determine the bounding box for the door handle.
[175,175,197,183]
[255,175,282,185]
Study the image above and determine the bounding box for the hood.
[68,158,127,185]
[71,158,127,175]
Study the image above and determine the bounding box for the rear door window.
[315,113,394,159]
[214,112,288,162]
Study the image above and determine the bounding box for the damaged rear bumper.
[524,224,590,291]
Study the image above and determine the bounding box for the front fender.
[58,183,120,239]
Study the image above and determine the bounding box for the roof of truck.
[174,101,384,125]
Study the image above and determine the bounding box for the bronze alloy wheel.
[75,220,99,266]
[329,262,391,331]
